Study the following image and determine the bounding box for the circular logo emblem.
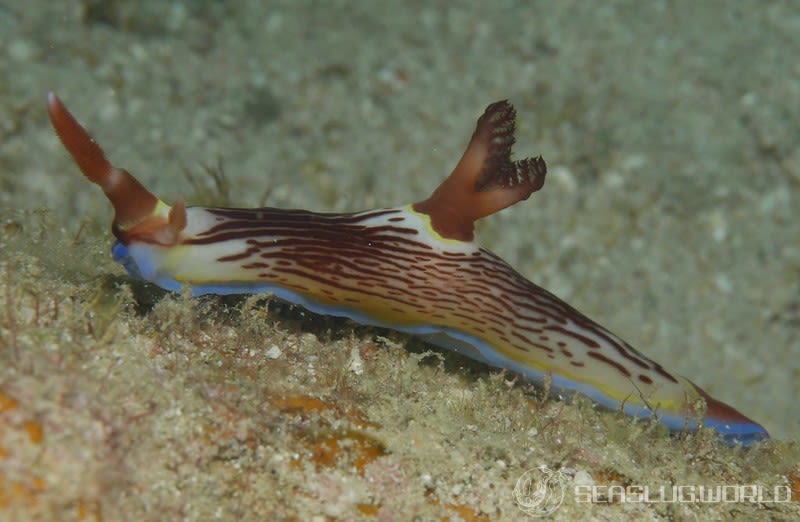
[513,466,566,517]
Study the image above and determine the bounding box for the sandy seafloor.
[1,1,799,520]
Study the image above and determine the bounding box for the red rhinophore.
[48,93,184,245]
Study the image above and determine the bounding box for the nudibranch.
[47,92,768,445]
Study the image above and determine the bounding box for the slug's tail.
[691,382,769,445]
[413,100,547,241]
[47,92,186,246]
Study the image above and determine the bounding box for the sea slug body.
[47,93,769,446]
